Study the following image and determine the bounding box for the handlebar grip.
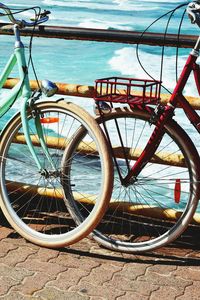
[187,1,200,26]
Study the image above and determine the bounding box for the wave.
[108,47,196,96]
[78,19,133,30]
[139,0,184,2]
[42,0,163,12]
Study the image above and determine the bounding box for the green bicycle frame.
[0,24,55,171]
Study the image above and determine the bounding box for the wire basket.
[94,77,161,105]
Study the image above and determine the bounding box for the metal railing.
[0,22,198,48]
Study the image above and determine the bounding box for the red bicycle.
[90,1,200,252]
[63,1,200,253]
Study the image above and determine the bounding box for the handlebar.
[187,1,200,27]
[0,2,50,28]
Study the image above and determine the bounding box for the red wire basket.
[94,77,161,105]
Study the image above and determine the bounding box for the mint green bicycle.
[0,3,113,248]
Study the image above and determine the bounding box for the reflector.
[174,179,181,204]
[40,117,59,124]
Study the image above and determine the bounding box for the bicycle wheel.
[0,100,113,248]
[64,106,200,253]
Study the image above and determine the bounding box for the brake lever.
[30,10,51,22]
[39,10,51,18]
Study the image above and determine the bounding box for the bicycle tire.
[64,106,200,253]
[0,100,113,248]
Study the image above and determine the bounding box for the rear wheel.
[0,100,113,248]
[64,106,200,253]
[93,106,200,252]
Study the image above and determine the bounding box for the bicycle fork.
[20,97,58,176]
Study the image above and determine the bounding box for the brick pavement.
[0,214,200,300]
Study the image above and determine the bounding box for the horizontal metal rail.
[0,22,198,48]
[3,78,200,110]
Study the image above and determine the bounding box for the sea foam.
[108,47,197,97]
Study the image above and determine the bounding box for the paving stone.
[176,281,200,300]
[79,263,122,286]
[104,274,158,297]
[90,297,105,300]
[0,263,34,281]
[47,268,89,290]
[0,241,18,258]
[2,237,27,246]
[11,271,57,295]
[150,286,183,300]
[117,291,149,300]
[31,247,59,262]
[148,264,177,275]
[0,247,37,267]
[35,287,89,300]
[116,263,150,280]
[70,281,124,299]
[174,266,200,281]
[16,258,67,275]
[0,276,20,296]
[138,269,193,291]
[49,253,100,270]
[0,291,41,299]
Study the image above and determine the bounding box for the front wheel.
[92,106,200,253]
[0,100,113,248]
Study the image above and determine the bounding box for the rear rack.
[94,77,161,105]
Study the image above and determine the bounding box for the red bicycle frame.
[123,43,200,186]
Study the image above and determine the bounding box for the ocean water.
[0,1,199,143]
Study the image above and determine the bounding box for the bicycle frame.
[0,25,55,171]
[123,37,200,186]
